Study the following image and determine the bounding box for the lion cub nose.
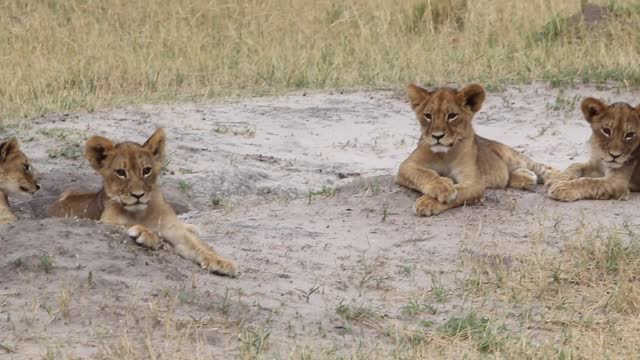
[35,184,41,191]
[609,152,622,160]
[130,191,145,199]
[432,133,445,141]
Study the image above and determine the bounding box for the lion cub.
[547,98,640,201]
[0,138,40,223]
[48,129,238,277]
[397,84,558,216]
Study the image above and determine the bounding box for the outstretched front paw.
[413,195,449,216]
[547,182,583,202]
[425,177,457,203]
[200,254,239,278]
[544,174,574,190]
[127,225,163,249]
[0,213,17,224]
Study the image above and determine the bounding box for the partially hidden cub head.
[85,128,166,212]
[581,97,640,169]
[407,83,486,154]
[0,138,40,196]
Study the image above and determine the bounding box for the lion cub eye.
[142,167,152,176]
[601,128,611,137]
[447,113,458,122]
[23,163,31,174]
[423,113,432,122]
[115,169,127,178]
[625,132,636,141]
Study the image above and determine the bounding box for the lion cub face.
[0,138,40,196]
[407,84,486,153]
[85,129,166,211]
[582,98,640,169]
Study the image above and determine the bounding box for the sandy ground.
[2,83,640,359]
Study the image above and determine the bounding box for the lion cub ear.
[0,138,20,162]
[407,84,431,110]
[457,84,485,113]
[85,136,114,171]
[581,97,607,123]
[143,128,166,164]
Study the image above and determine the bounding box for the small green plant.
[210,196,224,207]
[335,301,380,324]
[307,185,337,204]
[87,271,95,289]
[41,303,53,315]
[13,257,23,268]
[213,126,255,137]
[400,300,437,316]
[177,288,198,304]
[439,312,505,353]
[39,254,53,273]
[399,264,416,278]
[430,275,448,302]
[178,180,192,193]
[219,288,231,315]
[295,285,320,303]
[238,325,271,357]
[381,206,390,222]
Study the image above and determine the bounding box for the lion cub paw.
[200,254,239,278]
[413,195,449,216]
[127,225,163,249]
[426,177,457,203]
[547,182,583,202]
[509,168,537,191]
[0,213,17,224]
[544,175,573,190]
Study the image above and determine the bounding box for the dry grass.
[1,0,640,120]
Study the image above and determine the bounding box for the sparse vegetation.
[307,185,337,204]
[438,312,506,354]
[213,126,256,138]
[38,128,88,159]
[546,91,581,112]
[177,180,192,194]
[399,300,437,317]
[238,325,271,358]
[39,254,53,273]
[2,1,640,120]
[335,301,381,326]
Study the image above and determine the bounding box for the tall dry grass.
[1,0,639,120]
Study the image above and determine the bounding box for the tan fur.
[48,129,238,277]
[547,98,640,201]
[0,138,40,223]
[397,84,559,216]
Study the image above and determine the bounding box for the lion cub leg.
[548,177,630,202]
[161,222,238,277]
[508,168,537,191]
[544,163,595,189]
[0,192,17,224]
[127,224,163,250]
[414,183,485,216]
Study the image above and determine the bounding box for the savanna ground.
[2,1,640,359]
